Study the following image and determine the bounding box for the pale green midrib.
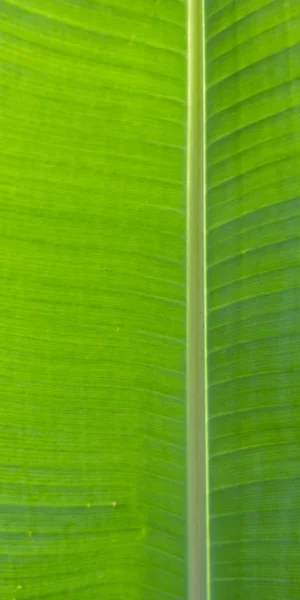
[203,8,210,600]
[187,0,209,599]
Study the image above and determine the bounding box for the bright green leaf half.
[1,1,186,598]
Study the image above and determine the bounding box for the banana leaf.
[1,0,300,599]
[206,2,300,599]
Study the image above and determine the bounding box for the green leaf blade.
[207,1,300,598]
[1,0,187,598]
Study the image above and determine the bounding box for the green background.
[3,0,300,598]
[0,1,186,598]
